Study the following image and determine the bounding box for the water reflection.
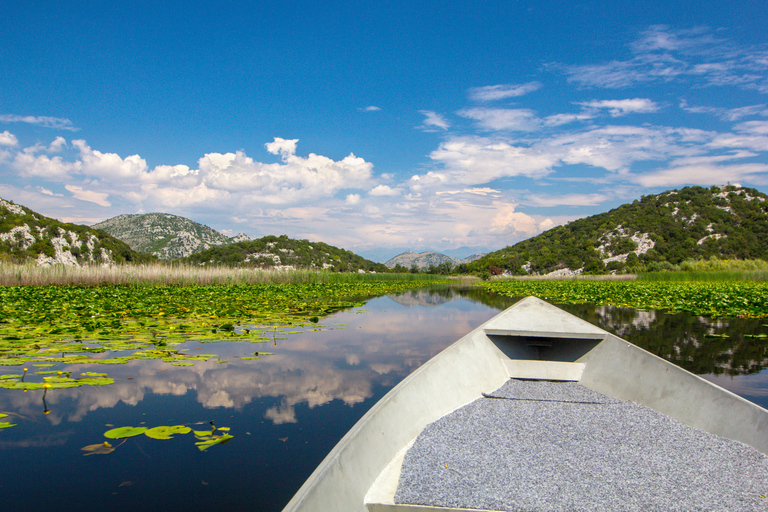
[557,303,768,376]
[0,290,501,428]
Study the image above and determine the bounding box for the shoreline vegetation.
[1,258,768,320]
[0,262,441,287]
[479,280,768,318]
[2,257,767,287]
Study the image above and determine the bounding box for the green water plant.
[478,280,768,318]
[193,422,232,451]
[104,426,148,439]
[0,413,16,429]
[81,442,116,455]
[0,279,440,369]
[145,425,191,439]
[0,372,114,390]
[85,422,233,454]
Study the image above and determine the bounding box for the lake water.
[1,287,766,511]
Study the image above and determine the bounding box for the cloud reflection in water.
[0,289,500,426]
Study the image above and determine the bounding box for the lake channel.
[1,287,766,511]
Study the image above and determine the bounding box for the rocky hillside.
[385,251,485,270]
[0,198,154,266]
[93,213,250,260]
[183,234,388,272]
[464,185,768,276]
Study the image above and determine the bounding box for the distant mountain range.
[5,184,767,273]
[384,251,485,270]
[464,184,768,276]
[0,198,153,266]
[93,213,250,260]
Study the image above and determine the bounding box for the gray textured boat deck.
[395,379,768,512]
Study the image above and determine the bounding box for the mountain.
[464,185,768,276]
[93,213,250,260]
[182,234,389,272]
[385,251,485,270]
[0,198,154,266]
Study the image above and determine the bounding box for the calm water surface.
[1,287,766,511]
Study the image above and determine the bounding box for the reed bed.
[0,262,438,287]
[638,270,768,282]
[492,273,637,281]
[639,258,768,282]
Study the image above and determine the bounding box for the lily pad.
[104,426,148,439]
[145,425,192,439]
[0,382,46,390]
[78,377,115,386]
[195,433,233,451]
[82,442,115,455]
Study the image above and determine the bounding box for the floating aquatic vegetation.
[104,426,148,439]
[193,424,232,451]
[195,433,233,451]
[0,413,16,429]
[0,281,430,370]
[478,280,768,318]
[81,442,115,455]
[85,422,233,454]
[145,425,192,439]
[0,373,114,390]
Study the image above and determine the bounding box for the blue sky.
[2,1,768,261]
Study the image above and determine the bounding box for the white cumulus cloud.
[265,137,299,156]
[0,131,18,147]
[198,141,373,204]
[369,185,399,196]
[73,140,148,180]
[427,136,556,184]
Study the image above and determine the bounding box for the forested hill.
[463,185,768,276]
[0,198,154,266]
[182,234,389,273]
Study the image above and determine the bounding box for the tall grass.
[0,262,441,287]
[638,270,768,281]
[492,274,636,281]
[638,258,768,282]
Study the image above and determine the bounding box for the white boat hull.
[282,296,768,512]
